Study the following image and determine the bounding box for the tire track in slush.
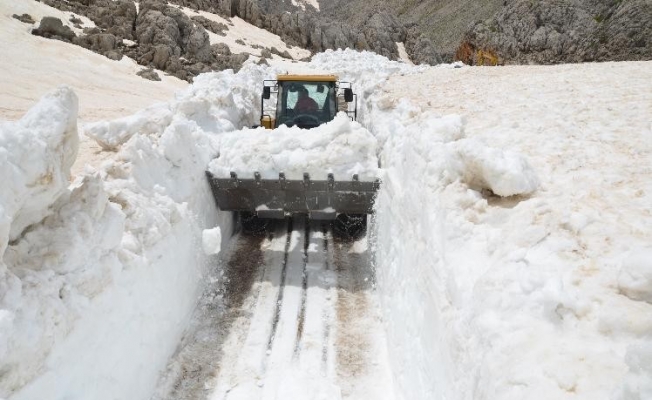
[333,233,376,396]
[265,219,294,355]
[211,222,289,399]
[260,217,307,400]
[294,222,339,379]
[151,231,267,400]
[158,217,394,400]
[293,222,310,356]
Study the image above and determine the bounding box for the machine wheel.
[333,214,367,239]
[240,212,269,234]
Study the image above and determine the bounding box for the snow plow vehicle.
[205,75,379,234]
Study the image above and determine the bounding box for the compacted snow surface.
[1,10,651,400]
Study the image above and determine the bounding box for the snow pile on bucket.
[208,113,380,180]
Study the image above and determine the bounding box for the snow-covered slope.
[0,1,187,122]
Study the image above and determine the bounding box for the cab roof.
[276,74,338,82]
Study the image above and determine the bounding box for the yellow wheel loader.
[205,75,379,235]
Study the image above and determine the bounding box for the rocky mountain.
[27,0,442,82]
[318,0,651,64]
[167,0,443,64]
[460,0,652,64]
[24,0,652,76]
[318,0,505,62]
[30,0,249,81]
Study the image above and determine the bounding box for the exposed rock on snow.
[404,25,443,65]
[212,42,231,55]
[317,0,504,62]
[42,0,137,40]
[191,15,228,36]
[12,13,35,24]
[73,32,123,60]
[134,0,212,63]
[166,0,441,64]
[137,67,162,81]
[32,16,76,42]
[33,0,248,82]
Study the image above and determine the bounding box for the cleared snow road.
[153,217,394,400]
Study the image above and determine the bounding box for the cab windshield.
[276,81,337,128]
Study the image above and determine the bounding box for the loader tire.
[333,214,366,239]
[240,212,269,234]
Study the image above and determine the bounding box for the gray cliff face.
[317,0,651,64]
[461,0,652,64]
[36,0,252,81]
[318,0,505,62]
[29,0,652,73]
[164,0,443,64]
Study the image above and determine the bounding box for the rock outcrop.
[32,17,76,42]
[137,68,162,81]
[12,14,36,24]
[191,15,228,36]
[35,0,249,82]
[168,0,442,64]
[459,0,652,64]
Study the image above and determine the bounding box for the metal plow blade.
[205,171,380,219]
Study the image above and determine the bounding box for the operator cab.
[260,75,355,129]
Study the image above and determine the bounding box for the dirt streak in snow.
[152,232,266,400]
[334,236,372,379]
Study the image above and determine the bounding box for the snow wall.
[0,65,266,399]
[312,50,652,400]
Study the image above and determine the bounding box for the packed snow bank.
[370,98,539,400]
[0,87,80,394]
[208,113,380,180]
[1,63,266,397]
[446,138,540,197]
[85,65,266,150]
[374,58,652,400]
[0,87,79,243]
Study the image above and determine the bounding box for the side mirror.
[262,86,271,99]
[344,88,353,103]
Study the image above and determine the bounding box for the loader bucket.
[205,171,380,220]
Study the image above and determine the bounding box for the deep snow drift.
[1,41,651,400]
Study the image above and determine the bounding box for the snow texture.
[202,227,222,255]
[208,113,380,180]
[374,56,652,400]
